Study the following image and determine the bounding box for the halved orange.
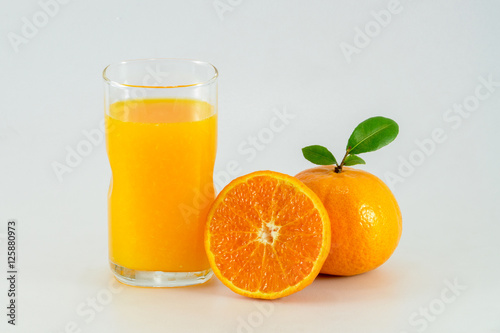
[205,171,331,299]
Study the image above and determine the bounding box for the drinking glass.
[103,59,218,287]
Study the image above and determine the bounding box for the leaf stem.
[335,148,350,173]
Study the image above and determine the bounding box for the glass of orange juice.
[103,59,218,287]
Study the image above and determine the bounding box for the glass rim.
[102,58,218,89]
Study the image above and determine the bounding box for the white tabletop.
[1,0,500,332]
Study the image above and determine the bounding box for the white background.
[1,0,500,332]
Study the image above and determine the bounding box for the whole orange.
[295,165,402,276]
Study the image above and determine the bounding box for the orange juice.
[105,98,217,272]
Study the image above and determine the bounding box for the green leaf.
[302,145,337,165]
[343,154,366,166]
[347,116,399,154]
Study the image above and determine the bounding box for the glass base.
[110,261,213,287]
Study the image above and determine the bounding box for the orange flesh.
[106,98,217,272]
[206,172,330,298]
